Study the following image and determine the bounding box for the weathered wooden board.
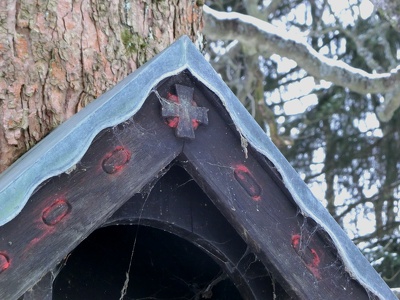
[0,36,395,300]
[0,70,384,300]
[0,96,183,299]
[168,73,371,299]
[51,165,283,299]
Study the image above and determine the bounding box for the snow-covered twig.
[202,5,400,121]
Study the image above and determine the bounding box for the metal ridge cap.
[182,40,395,300]
[0,35,394,299]
[0,36,191,226]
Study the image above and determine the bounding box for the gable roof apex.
[0,36,193,226]
[0,36,395,300]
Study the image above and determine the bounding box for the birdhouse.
[0,36,395,300]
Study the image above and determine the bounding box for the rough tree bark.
[0,0,203,172]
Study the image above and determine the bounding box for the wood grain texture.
[174,73,371,299]
[0,95,183,299]
[0,73,373,299]
[51,165,283,299]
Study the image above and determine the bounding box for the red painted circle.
[102,147,131,174]
[0,253,10,273]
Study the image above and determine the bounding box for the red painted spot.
[23,237,42,257]
[166,117,179,128]
[291,234,301,249]
[0,253,10,273]
[291,234,322,279]
[234,165,262,201]
[306,248,321,279]
[310,248,321,267]
[165,93,180,128]
[164,92,201,130]
[192,119,200,129]
[167,92,179,103]
[102,146,131,174]
[42,199,71,226]
[23,227,56,258]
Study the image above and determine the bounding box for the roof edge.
[182,41,395,300]
[0,35,395,300]
[0,36,192,226]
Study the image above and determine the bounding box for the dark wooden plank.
[0,71,373,299]
[106,165,286,299]
[0,95,183,300]
[175,74,371,299]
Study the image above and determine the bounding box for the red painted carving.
[0,253,10,273]
[102,146,131,174]
[234,165,262,201]
[160,84,208,139]
[42,199,71,226]
[291,234,322,279]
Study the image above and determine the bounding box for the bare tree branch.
[243,0,264,19]
[372,0,400,32]
[243,0,282,20]
[391,287,400,298]
[265,0,283,19]
[202,6,400,121]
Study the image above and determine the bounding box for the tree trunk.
[0,0,203,172]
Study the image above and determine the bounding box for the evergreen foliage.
[206,0,400,287]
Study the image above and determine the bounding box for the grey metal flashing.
[0,36,395,299]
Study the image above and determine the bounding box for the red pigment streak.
[24,235,47,258]
[23,216,59,258]
[310,248,321,267]
[25,237,41,253]
[192,119,199,129]
[166,93,179,128]
[235,164,250,173]
[23,197,68,258]
[305,249,321,279]
[0,253,10,273]
[166,117,179,128]
[291,234,322,279]
[291,234,301,249]
[102,146,131,174]
[23,226,56,258]
[167,92,179,103]
[42,199,71,226]
[234,164,262,201]
[165,93,200,129]
[308,267,321,279]
[307,265,321,279]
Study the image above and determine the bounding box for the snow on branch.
[202,5,400,122]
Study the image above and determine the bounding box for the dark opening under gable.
[0,36,396,300]
[51,165,277,300]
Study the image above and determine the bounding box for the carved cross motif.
[159,84,208,139]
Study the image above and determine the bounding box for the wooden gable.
[0,36,396,300]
